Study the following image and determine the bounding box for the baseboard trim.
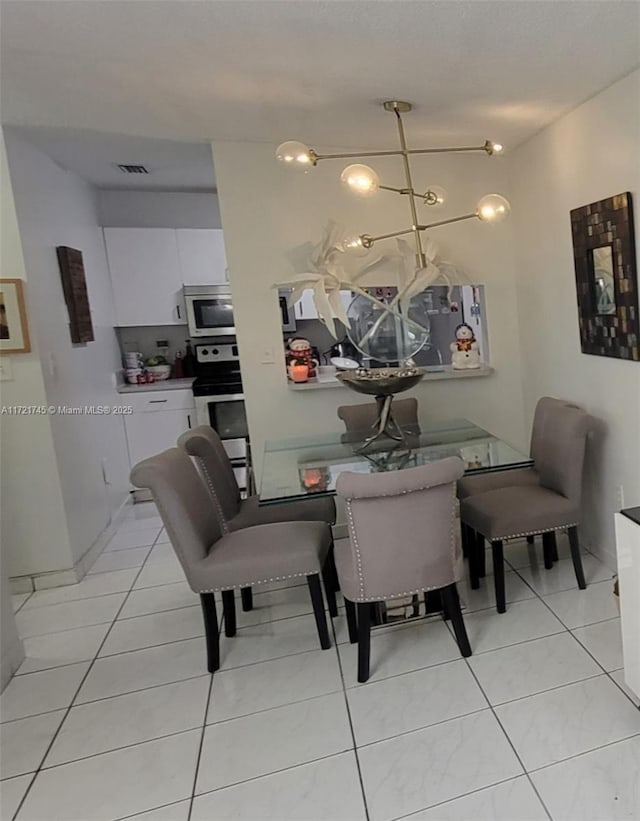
[1,637,25,692]
[9,496,132,593]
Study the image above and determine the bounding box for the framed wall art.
[56,246,95,344]
[570,192,638,361]
[0,278,31,354]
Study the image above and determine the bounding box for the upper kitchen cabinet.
[295,289,354,320]
[177,229,228,286]
[104,228,186,326]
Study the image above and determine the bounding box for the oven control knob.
[202,349,209,355]
[212,348,219,355]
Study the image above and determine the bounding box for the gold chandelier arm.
[362,227,416,246]
[407,145,490,156]
[314,149,403,161]
[418,212,478,230]
[378,184,409,194]
[363,211,478,249]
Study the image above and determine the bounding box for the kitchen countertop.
[287,365,495,390]
[116,377,195,394]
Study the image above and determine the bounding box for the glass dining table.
[259,417,532,506]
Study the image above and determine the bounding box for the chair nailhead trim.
[351,582,452,603]
[346,480,460,599]
[198,457,229,534]
[465,522,579,541]
[198,570,316,594]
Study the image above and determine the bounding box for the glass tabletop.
[259,418,532,505]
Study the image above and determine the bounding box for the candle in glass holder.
[289,362,309,383]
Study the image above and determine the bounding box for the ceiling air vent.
[116,164,149,174]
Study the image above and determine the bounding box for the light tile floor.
[2,504,639,821]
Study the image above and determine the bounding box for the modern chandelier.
[276,100,510,269]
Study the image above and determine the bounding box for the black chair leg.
[469,542,480,590]
[307,574,331,649]
[461,523,471,559]
[442,584,471,657]
[542,532,555,570]
[240,587,253,612]
[200,593,220,673]
[221,590,237,637]
[568,526,587,589]
[356,602,371,683]
[321,561,339,617]
[526,534,535,545]
[492,540,506,613]
[550,531,559,562]
[477,532,486,578]
[344,598,358,644]
[327,536,340,592]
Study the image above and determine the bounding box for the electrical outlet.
[616,484,625,510]
[0,357,14,381]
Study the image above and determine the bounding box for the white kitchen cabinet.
[104,228,186,326]
[295,289,353,321]
[123,389,195,472]
[177,229,228,286]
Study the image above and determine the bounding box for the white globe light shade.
[340,164,380,197]
[477,194,511,223]
[341,234,370,257]
[275,141,315,171]
[423,185,447,208]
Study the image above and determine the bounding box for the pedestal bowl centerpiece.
[337,366,425,448]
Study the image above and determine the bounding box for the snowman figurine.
[450,323,481,369]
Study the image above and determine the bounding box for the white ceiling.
[6,126,216,191]
[1,0,639,177]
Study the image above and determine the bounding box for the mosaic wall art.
[570,192,638,361]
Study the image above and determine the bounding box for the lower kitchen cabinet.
[123,389,195,471]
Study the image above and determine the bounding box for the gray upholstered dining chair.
[458,397,578,575]
[178,426,337,613]
[130,448,336,673]
[334,456,471,683]
[337,397,419,435]
[460,402,591,614]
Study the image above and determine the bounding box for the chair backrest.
[336,456,464,600]
[535,403,591,503]
[338,397,419,433]
[530,396,581,464]
[130,448,222,589]
[178,425,241,531]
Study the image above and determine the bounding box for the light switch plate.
[260,346,275,365]
[0,357,14,380]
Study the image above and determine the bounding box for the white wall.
[97,190,221,228]
[0,129,73,578]
[509,69,640,568]
[212,140,527,477]
[5,129,131,571]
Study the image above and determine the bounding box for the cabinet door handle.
[176,304,181,319]
[187,414,192,429]
[148,399,168,404]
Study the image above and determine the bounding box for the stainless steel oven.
[184,285,236,338]
[192,341,248,490]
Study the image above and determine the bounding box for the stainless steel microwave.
[184,285,235,337]
[278,289,297,333]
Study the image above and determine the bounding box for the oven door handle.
[196,393,245,402]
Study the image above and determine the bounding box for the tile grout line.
[462,653,555,821]
[388,774,545,821]
[187,669,215,821]
[10,550,154,820]
[329,610,371,821]
[525,730,640,776]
